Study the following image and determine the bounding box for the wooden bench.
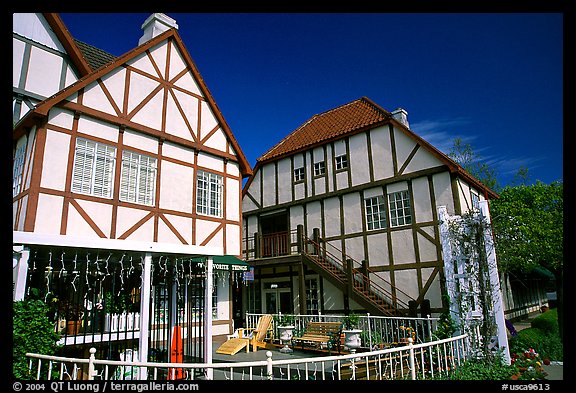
[291,321,343,354]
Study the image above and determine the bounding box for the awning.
[212,255,250,272]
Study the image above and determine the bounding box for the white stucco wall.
[262,163,276,208]
[370,126,394,181]
[349,133,370,186]
[40,130,70,191]
[342,192,362,234]
[277,158,292,204]
[411,176,433,223]
[159,161,194,212]
[323,197,341,238]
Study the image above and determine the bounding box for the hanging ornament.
[26,251,37,298]
[118,254,126,295]
[138,256,144,290]
[44,251,53,302]
[85,253,91,286]
[59,251,67,279]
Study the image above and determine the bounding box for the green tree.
[490,180,563,339]
[448,137,500,192]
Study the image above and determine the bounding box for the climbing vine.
[444,209,502,361]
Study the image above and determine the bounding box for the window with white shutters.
[120,150,157,206]
[12,143,26,197]
[196,170,223,217]
[71,138,116,198]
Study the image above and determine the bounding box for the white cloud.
[410,117,474,154]
[411,117,546,184]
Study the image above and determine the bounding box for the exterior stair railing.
[299,229,416,316]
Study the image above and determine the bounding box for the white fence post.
[88,348,96,380]
[479,200,511,365]
[266,351,273,380]
[408,338,416,380]
[138,252,152,380]
[204,256,213,380]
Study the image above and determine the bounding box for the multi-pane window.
[365,195,387,230]
[294,167,305,182]
[120,150,157,206]
[196,170,223,217]
[314,161,326,176]
[72,138,116,198]
[12,143,26,197]
[471,193,480,210]
[335,154,348,171]
[388,190,412,227]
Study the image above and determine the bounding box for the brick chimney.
[391,108,409,128]
[138,13,178,45]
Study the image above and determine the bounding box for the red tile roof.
[258,97,391,162]
[249,96,498,199]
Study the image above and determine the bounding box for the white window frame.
[313,161,326,177]
[294,167,305,182]
[335,154,348,171]
[120,150,157,206]
[365,195,387,230]
[471,192,480,210]
[196,170,223,217]
[388,190,412,227]
[13,143,26,197]
[71,138,116,198]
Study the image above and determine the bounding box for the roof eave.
[43,13,93,75]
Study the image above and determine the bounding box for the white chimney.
[391,108,409,128]
[138,13,178,45]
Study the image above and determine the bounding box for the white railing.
[26,334,470,381]
[246,313,439,347]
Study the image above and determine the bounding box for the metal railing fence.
[26,334,470,381]
[246,312,439,348]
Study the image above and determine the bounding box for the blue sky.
[59,13,564,188]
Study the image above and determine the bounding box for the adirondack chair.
[243,314,273,352]
[215,314,273,355]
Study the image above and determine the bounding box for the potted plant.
[342,312,362,353]
[58,300,83,335]
[399,325,416,345]
[103,291,139,332]
[276,314,295,353]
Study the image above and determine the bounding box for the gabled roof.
[42,13,93,76]
[259,97,391,162]
[14,23,252,178]
[73,39,117,70]
[43,13,116,73]
[247,96,498,199]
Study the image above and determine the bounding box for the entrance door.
[263,282,292,314]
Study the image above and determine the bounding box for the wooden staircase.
[301,236,414,317]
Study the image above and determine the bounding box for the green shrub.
[509,328,563,361]
[444,357,517,380]
[13,299,61,379]
[530,309,559,335]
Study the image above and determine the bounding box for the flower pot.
[343,329,362,352]
[278,326,294,353]
[66,320,82,335]
[278,325,294,341]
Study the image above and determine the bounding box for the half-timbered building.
[241,97,499,318]
[13,13,251,371]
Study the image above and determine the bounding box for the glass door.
[263,281,292,314]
